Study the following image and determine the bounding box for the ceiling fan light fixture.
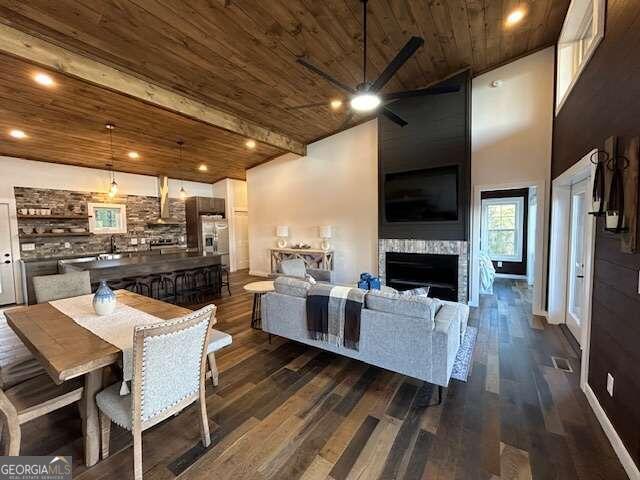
[350,93,381,112]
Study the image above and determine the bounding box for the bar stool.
[123,277,150,297]
[220,266,231,296]
[149,273,174,301]
[174,268,195,302]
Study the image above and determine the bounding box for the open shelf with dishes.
[17,214,91,220]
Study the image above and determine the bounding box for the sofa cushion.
[279,259,307,278]
[365,289,441,325]
[274,276,312,298]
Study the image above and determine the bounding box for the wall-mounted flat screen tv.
[385,165,458,222]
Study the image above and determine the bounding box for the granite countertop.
[68,251,221,270]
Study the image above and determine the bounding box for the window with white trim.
[481,197,525,262]
[88,203,127,234]
[555,0,605,113]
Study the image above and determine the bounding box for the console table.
[270,248,334,273]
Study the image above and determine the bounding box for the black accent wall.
[552,1,640,467]
[378,71,471,241]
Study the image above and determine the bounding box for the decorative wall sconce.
[605,154,629,233]
[589,150,607,215]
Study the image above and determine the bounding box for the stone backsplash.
[15,187,186,260]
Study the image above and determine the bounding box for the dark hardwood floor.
[11,274,628,479]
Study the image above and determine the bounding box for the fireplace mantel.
[378,239,468,303]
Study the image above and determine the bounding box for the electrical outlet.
[21,243,35,251]
[140,238,146,244]
[130,238,138,245]
[607,373,614,397]
[179,236,185,243]
[64,242,71,249]
[497,261,503,267]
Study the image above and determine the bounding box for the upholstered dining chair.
[0,370,83,455]
[32,271,92,304]
[1,272,93,390]
[96,304,216,480]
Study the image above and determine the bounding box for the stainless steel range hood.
[148,176,182,225]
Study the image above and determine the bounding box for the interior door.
[0,203,16,305]
[566,179,588,346]
[234,211,249,270]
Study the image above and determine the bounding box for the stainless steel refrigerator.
[201,216,229,267]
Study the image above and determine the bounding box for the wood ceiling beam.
[0,23,306,156]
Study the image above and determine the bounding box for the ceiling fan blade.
[370,36,424,92]
[380,107,408,127]
[286,101,332,110]
[380,84,461,101]
[297,58,356,94]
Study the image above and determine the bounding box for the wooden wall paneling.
[621,137,639,253]
[552,0,640,467]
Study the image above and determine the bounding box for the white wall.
[247,120,378,283]
[472,47,554,185]
[0,155,217,303]
[470,47,554,310]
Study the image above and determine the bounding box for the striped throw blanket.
[306,284,366,350]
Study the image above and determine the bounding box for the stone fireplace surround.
[378,239,468,303]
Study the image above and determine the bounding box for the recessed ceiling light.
[505,8,526,27]
[9,129,27,139]
[33,72,55,87]
[245,139,256,149]
[128,151,140,159]
[330,99,343,110]
[198,164,208,172]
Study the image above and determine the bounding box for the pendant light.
[106,123,118,197]
[177,140,187,199]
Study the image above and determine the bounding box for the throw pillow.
[274,276,311,298]
[400,286,430,297]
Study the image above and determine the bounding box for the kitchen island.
[63,251,221,283]
[62,251,223,303]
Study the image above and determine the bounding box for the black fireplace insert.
[385,252,458,301]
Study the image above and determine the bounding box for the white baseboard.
[249,270,270,278]
[584,384,639,480]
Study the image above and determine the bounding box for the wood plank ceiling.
[0,0,569,181]
[0,53,284,182]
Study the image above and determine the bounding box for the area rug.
[450,325,478,382]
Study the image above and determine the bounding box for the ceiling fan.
[293,0,460,128]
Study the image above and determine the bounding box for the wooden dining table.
[4,290,191,467]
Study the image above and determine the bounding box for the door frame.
[470,179,548,317]
[547,149,597,389]
[0,197,22,305]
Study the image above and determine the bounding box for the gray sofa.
[262,277,468,387]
